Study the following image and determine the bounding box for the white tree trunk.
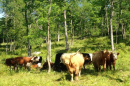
[47,0,52,73]
[110,0,114,51]
[64,9,69,50]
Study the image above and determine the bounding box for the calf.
[40,61,54,71]
[27,56,43,70]
[60,52,84,81]
[32,56,42,68]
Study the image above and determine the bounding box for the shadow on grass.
[104,73,124,82]
[56,73,71,81]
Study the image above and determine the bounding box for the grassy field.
[0,36,130,86]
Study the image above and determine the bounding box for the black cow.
[53,53,67,71]
[82,53,93,69]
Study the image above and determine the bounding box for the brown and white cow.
[5,56,37,70]
[60,52,84,82]
[92,50,119,71]
[106,51,119,70]
[27,56,43,69]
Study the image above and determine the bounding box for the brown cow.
[106,51,119,70]
[40,61,54,71]
[60,52,84,82]
[5,56,37,70]
[92,50,119,71]
[5,58,18,70]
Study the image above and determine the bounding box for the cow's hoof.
[75,77,78,81]
[70,80,73,82]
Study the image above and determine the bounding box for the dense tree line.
[0,0,130,54]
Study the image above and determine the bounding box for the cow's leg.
[9,66,12,71]
[79,67,82,77]
[24,63,27,69]
[75,67,79,81]
[83,64,85,69]
[13,66,15,70]
[103,61,106,71]
[94,65,98,72]
[79,70,81,77]
[106,62,108,70]
[113,63,115,70]
[99,65,101,71]
[110,63,112,70]
[70,73,74,82]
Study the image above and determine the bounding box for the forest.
[0,0,130,86]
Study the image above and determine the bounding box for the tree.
[64,0,69,50]
[110,0,114,51]
[47,0,52,73]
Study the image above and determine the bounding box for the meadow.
[0,36,130,86]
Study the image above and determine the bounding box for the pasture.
[0,36,130,86]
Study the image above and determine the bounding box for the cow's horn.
[76,48,81,53]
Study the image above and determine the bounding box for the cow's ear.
[117,53,119,55]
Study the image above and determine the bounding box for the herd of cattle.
[5,50,119,82]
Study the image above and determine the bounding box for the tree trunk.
[64,8,69,50]
[104,15,106,36]
[124,21,126,46]
[80,20,82,39]
[110,0,114,51]
[115,18,118,44]
[5,18,8,55]
[3,31,5,43]
[25,2,31,57]
[47,0,52,73]
[101,16,103,36]
[105,0,109,35]
[121,10,124,39]
[57,23,59,42]
[71,10,73,46]
[13,17,16,52]
[118,0,121,40]
[10,38,12,51]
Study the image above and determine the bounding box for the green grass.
[0,36,130,86]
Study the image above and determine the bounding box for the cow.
[92,50,119,71]
[5,58,18,70]
[5,56,37,70]
[60,52,84,82]
[32,56,42,68]
[26,56,43,70]
[82,53,93,69]
[106,51,119,70]
[53,53,92,71]
[40,61,54,71]
[53,53,67,71]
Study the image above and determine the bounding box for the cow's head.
[34,56,40,61]
[112,52,119,60]
[31,56,39,62]
[60,56,70,65]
